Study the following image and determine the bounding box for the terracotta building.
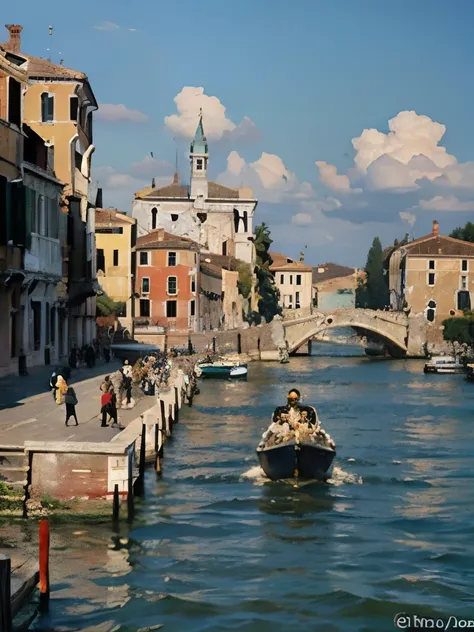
[388,220,474,322]
[134,229,200,332]
[95,209,137,331]
[270,251,313,314]
[2,24,99,351]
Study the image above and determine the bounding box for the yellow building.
[388,220,474,324]
[0,44,28,376]
[2,24,99,350]
[95,209,137,331]
[270,251,313,315]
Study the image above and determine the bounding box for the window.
[280,274,284,284]
[113,249,119,266]
[168,251,176,266]
[139,299,150,317]
[96,248,105,272]
[142,277,150,294]
[290,275,293,285]
[167,276,177,295]
[171,214,178,222]
[462,260,468,272]
[461,276,468,290]
[190,300,195,316]
[191,276,196,293]
[429,260,435,270]
[296,274,302,286]
[458,291,471,311]
[428,272,435,286]
[75,151,83,171]
[166,300,177,317]
[222,241,227,256]
[41,92,54,122]
[151,207,157,230]
[139,251,149,265]
[70,96,79,121]
[32,301,41,351]
[197,158,203,171]
[8,78,21,127]
[50,306,55,345]
[295,291,300,308]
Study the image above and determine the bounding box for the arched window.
[426,299,436,323]
[151,207,157,230]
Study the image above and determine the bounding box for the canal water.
[31,345,474,632]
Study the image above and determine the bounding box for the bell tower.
[190,109,209,199]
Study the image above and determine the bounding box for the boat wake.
[240,464,363,487]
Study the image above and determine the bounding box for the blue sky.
[8,0,474,266]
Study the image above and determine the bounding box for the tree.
[450,222,474,243]
[356,237,389,309]
[252,223,282,323]
[96,293,126,317]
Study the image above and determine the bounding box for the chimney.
[173,172,179,184]
[432,220,439,236]
[157,228,165,241]
[4,24,22,53]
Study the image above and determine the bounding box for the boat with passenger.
[423,355,464,374]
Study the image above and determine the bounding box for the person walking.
[65,385,79,426]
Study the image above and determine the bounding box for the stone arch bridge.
[283,309,409,356]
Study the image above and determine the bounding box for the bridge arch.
[283,310,408,355]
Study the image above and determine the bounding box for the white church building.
[132,115,258,265]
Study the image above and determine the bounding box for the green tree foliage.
[449,221,474,243]
[356,236,389,309]
[96,293,126,317]
[253,223,282,323]
[442,314,474,345]
[237,262,253,299]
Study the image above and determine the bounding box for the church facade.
[132,115,258,265]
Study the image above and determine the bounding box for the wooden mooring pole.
[154,422,162,475]
[0,554,12,632]
[168,404,174,436]
[113,484,120,522]
[174,386,180,423]
[159,399,169,439]
[39,519,50,610]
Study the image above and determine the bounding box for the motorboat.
[423,355,464,374]
[257,440,336,482]
[197,357,248,379]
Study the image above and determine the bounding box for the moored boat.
[198,360,248,379]
[257,440,336,481]
[423,355,464,374]
[466,364,474,381]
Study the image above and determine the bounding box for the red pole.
[39,519,50,608]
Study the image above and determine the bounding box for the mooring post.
[159,399,167,441]
[168,403,174,436]
[154,422,162,474]
[127,455,134,522]
[174,386,180,423]
[113,484,120,522]
[39,519,50,610]
[0,554,12,632]
[158,414,164,458]
[139,422,146,487]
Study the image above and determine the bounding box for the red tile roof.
[136,228,199,251]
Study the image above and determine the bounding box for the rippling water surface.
[30,345,474,631]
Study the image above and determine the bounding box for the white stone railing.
[25,234,62,276]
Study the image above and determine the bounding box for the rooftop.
[392,221,474,258]
[269,251,313,272]
[136,179,242,200]
[95,209,136,226]
[135,228,199,251]
[312,262,356,284]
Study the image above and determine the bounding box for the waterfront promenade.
[0,363,154,446]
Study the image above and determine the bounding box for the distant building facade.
[387,220,474,323]
[270,252,313,314]
[312,263,359,311]
[132,115,258,265]
[95,209,137,331]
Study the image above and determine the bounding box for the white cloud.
[352,110,456,173]
[94,163,172,210]
[96,104,148,123]
[128,155,174,179]
[292,213,313,226]
[419,195,474,212]
[164,87,257,142]
[316,160,360,193]
[399,211,417,227]
[218,151,315,203]
[94,22,119,31]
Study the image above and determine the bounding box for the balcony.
[24,234,62,277]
